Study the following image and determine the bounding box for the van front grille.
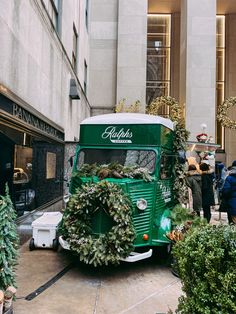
[128,183,154,234]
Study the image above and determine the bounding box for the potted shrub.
[166,205,206,276]
[173,224,236,313]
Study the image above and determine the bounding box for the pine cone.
[111,170,123,179]
[98,169,110,180]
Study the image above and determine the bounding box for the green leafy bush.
[170,205,196,226]
[170,204,206,227]
[173,224,236,314]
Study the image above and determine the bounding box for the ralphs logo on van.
[102,126,133,143]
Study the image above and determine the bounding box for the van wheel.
[52,238,59,251]
[153,245,172,263]
[171,256,179,277]
[57,243,63,253]
[29,238,35,251]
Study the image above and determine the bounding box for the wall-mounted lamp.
[154,40,162,52]
[23,132,27,146]
[69,78,80,100]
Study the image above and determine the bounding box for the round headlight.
[136,198,148,210]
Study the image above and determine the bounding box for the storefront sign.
[12,104,64,140]
[0,93,64,141]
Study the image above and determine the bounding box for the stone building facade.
[88,0,236,165]
[0,0,90,216]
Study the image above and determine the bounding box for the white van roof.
[81,113,174,130]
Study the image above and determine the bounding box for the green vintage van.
[60,113,176,262]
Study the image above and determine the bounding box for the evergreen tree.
[0,185,19,290]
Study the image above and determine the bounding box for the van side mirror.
[178,150,186,164]
[69,156,74,167]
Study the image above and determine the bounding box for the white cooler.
[29,212,63,250]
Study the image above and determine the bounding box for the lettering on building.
[12,103,64,141]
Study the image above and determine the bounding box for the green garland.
[75,162,153,182]
[217,96,236,129]
[60,181,135,266]
[146,96,190,204]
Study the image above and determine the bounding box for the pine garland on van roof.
[74,163,153,182]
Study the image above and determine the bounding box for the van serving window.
[77,148,157,173]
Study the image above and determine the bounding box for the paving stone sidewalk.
[14,209,228,314]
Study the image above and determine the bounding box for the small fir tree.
[0,185,19,290]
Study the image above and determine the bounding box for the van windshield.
[77,149,156,173]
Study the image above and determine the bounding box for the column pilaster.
[180,0,217,140]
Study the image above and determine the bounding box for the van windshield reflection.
[77,149,156,173]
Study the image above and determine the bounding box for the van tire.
[29,238,35,251]
[52,238,59,251]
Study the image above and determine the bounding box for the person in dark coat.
[200,163,215,223]
[218,164,233,224]
[186,164,202,216]
[222,160,236,224]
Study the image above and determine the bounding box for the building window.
[42,0,59,31]
[72,24,78,72]
[85,0,89,30]
[146,14,171,116]
[0,124,64,219]
[216,15,225,148]
[84,60,87,95]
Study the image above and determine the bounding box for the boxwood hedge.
[173,224,236,314]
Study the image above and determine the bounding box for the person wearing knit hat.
[232,160,236,167]
[186,164,202,216]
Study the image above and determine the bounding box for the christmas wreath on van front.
[60,181,135,266]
